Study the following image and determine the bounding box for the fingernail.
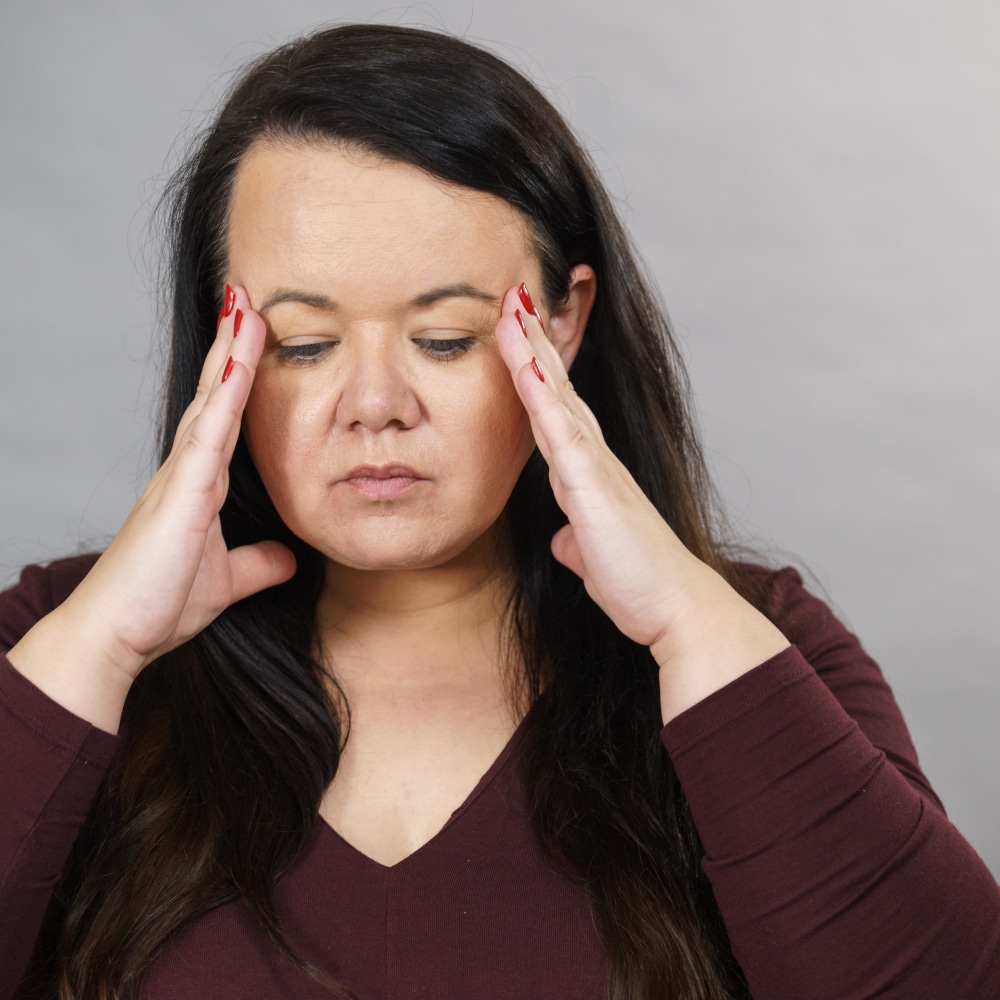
[532,307,543,328]
[530,357,544,382]
[233,309,243,337]
[222,356,234,383]
[515,309,528,336]
[517,283,535,315]
[223,284,236,318]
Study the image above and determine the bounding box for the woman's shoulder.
[0,552,102,651]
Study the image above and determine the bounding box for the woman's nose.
[335,343,422,433]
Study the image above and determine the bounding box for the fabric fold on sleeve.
[661,646,1000,1000]
[0,553,117,997]
[0,655,119,994]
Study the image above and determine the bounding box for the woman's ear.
[547,264,596,371]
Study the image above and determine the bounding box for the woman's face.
[230,141,540,572]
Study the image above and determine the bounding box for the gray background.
[2,1,997,876]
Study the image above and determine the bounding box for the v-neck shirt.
[2,555,999,999]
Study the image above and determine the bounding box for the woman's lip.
[341,463,423,481]
[339,464,426,501]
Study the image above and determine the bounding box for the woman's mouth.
[340,464,426,501]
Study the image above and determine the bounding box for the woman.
[1,22,997,1000]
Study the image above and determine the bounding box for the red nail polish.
[222,356,234,383]
[533,307,543,328]
[517,283,535,315]
[515,309,528,336]
[216,305,225,330]
[223,284,236,318]
[530,357,544,382]
[233,309,243,337]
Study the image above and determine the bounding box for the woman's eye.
[275,342,337,365]
[415,337,475,360]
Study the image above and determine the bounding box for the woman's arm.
[494,282,789,714]
[1,286,293,994]
[0,558,119,996]
[5,287,294,736]
[661,567,1000,999]
[496,289,1000,998]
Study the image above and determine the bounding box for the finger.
[496,285,562,384]
[213,307,268,459]
[159,356,256,515]
[511,283,569,382]
[506,345,610,501]
[525,317,604,438]
[496,287,602,439]
[175,285,254,439]
[496,318,582,468]
[196,286,245,400]
[496,284,612,494]
[227,541,298,603]
[173,296,266,453]
[513,357,581,463]
[150,308,265,537]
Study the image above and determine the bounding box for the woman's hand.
[495,282,788,723]
[6,287,295,733]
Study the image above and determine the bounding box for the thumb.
[228,541,298,603]
[550,524,584,579]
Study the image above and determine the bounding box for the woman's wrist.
[5,602,136,735]
[652,579,790,725]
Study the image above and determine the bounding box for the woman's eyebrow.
[410,283,499,308]
[259,289,336,314]
[258,282,499,316]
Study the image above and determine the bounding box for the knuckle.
[565,419,587,450]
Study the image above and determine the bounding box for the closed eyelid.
[273,335,476,364]
[415,336,476,357]
[274,341,337,364]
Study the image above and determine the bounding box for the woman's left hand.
[495,283,789,722]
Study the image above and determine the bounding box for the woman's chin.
[318,539,476,575]
[314,519,509,578]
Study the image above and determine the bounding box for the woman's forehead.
[224,141,536,310]
[228,142,531,260]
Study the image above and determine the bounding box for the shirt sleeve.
[660,565,1000,1000]
[0,557,119,996]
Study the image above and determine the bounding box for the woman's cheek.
[243,374,306,490]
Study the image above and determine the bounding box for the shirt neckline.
[314,699,536,872]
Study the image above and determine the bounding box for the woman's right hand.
[5,286,296,733]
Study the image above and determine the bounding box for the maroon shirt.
[1,555,998,998]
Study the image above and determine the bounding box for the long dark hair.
[53,24,754,999]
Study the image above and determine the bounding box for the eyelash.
[275,338,476,365]
[275,343,332,364]
[417,337,475,360]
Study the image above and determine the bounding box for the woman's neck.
[315,541,518,703]
[315,544,527,864]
